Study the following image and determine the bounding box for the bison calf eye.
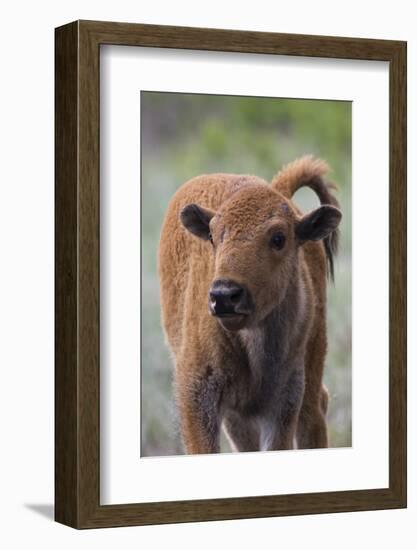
[208,232,214,246]
[270,232,286,250]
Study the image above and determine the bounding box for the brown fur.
[158,156,341,454]
[272,155,340,279]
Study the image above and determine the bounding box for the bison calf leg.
[296,385,329,449]
[176,363,224,454]
[270,411,300,451]
[222,410,260,452]
[271,368,305,451]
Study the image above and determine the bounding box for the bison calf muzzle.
[209,279,251,318]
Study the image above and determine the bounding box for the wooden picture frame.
[55,20,407,529]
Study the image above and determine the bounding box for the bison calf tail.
[271,155,341,281]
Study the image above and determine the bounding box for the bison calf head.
[180,184,341,331]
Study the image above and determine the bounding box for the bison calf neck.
[158,156,342,454]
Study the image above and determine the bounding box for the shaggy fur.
[158,156,342,454]
[272,156,340,279]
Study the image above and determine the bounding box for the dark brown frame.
[55,20,407,529]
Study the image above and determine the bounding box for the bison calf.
[158,156,342,454]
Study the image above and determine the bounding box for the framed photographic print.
[55,20,406,528]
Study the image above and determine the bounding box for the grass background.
[141,92,352,457]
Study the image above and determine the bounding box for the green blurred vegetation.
[141,92,352,456]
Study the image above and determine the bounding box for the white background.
[101,47,389,504]
[0,1,415,548]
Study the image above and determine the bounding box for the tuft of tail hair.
[271,155,341,281]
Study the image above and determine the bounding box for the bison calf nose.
[209,280,248,316]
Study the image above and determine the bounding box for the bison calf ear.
[180,203,215,240]
[296,205,342,242]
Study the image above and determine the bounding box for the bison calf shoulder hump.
[158,156,342,454]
